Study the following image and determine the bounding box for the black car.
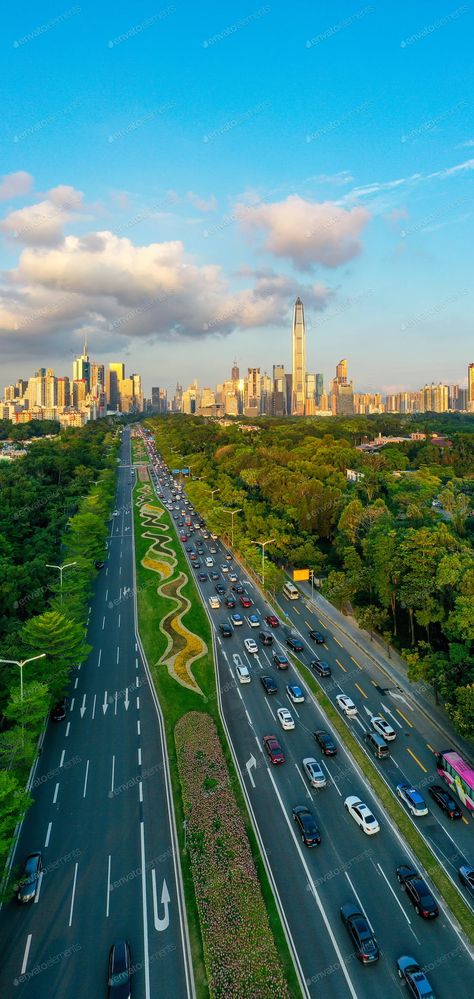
[340,903,379,964]
[311,659,331,677]
[108,940,132,998]
[232,583,244,594]
[185,545,194,553]
[192,560,202,569]
[51,698,67,722]
[17,852,43,903]
[428,783,462,819]
[286,634,304,652]
[215,583,226,595]
[210,571,220,581]
[292,805,321,847]
[260,675,278,694]
[396,865,439,919]
[314,730,337,755]
[224,595,236,608]
[220,623,232,638]
[309,629,325,643]
[198,572,208,582]
[95,560,105,569]
[259,630,273,646]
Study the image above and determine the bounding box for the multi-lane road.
[144,429,474,999]
[0,428,194,999]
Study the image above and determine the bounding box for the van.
[283,581,299,600]
[364,731,390,759]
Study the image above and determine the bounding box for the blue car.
[286,684,305,704]
[231,613,243,627]
[396,782,428,817]
[248,613,260,628]
[396,955,435,998]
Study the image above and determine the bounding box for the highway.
[143,428,474,999]
[0,427,194,999]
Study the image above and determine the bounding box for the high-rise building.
[91,362,105,391]
[331,359,354,415]
[106,362,125,410]
[273,364,286,416]
[73,379,87,408]
[291,297,306,415]
[468,363,474,411]
[73,340,91,390]
[335,358,347,383]
[45,369,57,408]
[231,360,240,383]
[305,373,317,415]
[182,381,200,414]
[244,368,261,414]
[315,373,324,407]
[57,377,71,408]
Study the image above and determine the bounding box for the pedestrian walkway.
[297,579,474,760]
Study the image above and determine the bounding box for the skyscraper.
[291,297,306,415]
[231,360,240,383]
[468,363,474,411]
[73,340,91,390]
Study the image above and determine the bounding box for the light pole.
[210,488,220,501]
[46,562,77,606]
[0,654,46,744]
[219,507,242,548]
[250,538,275,590]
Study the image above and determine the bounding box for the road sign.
[293,568,310,581]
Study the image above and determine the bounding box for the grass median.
[291,656,474,945]
[132,481,302,998]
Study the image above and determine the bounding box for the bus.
[283,581,299,600]
[435,750,474,811]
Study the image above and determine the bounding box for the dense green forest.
[0,419,60,441]
[147,413,474,737]
[0,420,118,874]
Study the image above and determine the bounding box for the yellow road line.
[355,682,368,700]
[305,620,312,629]
[371,679,378,687]
[406,747,427,772]
[323,643,329,650]
[396,708,414,729]
[293,606,300,615]
[462,816,469,825]
[426,743,434,754]
[333,636,343,647]
[351,656,362,670]
[336,659,347,673]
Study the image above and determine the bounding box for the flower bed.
[175,712,290,999]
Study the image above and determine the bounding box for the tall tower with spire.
[72,339,91,390]
[291,297,306,415]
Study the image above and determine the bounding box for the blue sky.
[1,1,473,396]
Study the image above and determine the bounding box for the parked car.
[17,852,42,903]
[396,956,435,998]
[263,735,285,764]
[428,783,462,819]
[107,940,132,998]
[292,805,321,846]
[340,903,379,964]
[396,865,439,919]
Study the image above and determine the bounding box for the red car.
[240,594,252,608]
[266,614,279,628]
[263,735,285,764]
[180,534,188,542]
[273,652,289,670]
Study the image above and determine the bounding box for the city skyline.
[1,4,473,391]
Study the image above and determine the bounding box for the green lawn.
[133,482,302,998]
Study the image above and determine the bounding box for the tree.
[355,605,388,640]
[0,771,31,875]
[19,610,90,700]
[448,685,474,737]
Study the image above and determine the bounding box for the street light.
[0,654,46,744]
[209,488,220,501]
[46,561,77,606]
[218,507,242,548]
[250,538,275,590]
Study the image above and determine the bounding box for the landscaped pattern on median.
[137,484,207,695]
[175,711,291,999]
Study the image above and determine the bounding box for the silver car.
[302,757,327,789]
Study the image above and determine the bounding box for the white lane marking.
[60,750,65,768]
[34,870,43,904]
[139,822,151,999]
[320,759,342,797]
[80,694,87,718]
[264,699,277,722]
[83,760,90,798]
[106,855,112,918]
[114,691,118,716]
[92,694,96,720]
[376,863,412,926]
[118,614,121,629]
[70,698,75,711]
[106,567,108,577]
[105,589,108,602]
[138,747,142,766]
[102,616,105,630]
[65,722,70,738]
[294,763,312,799]
[245,708,253,725]
[137,720,141,736]
[44,822,52,848]
[116,646,120,664]
[345,872,375,934]
[119,566,122,576]
[74,676,78,690]
[111,755,115,795]
[53,783,59,805]
[136,697,140,710]
[68,863,79,927]
[21,934,32,975]
[139,781,143,803]
[98,649,102,668]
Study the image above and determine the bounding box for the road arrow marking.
[152,871,170,932]
[80,695,87,718]
[246,754,257,788]
[380,704,403,728]
[389,690,414,710]
[102,691,108,715]
[124,687,130,710]
[363,705,374,719]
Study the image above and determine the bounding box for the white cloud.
[235,194,370,270]
[0,171,33,201]
[1,185,84,245]
[187,190,217,212]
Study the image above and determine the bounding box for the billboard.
[171,468,190,475]
[293,568,310,582]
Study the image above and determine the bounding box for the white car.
[302,757,327,788]
[221,565,229,573]
[209,546,217,554]
[244,637,258,654]
[286,684,305,704]
[229,573,238,582]
[236,663,251,684]
[209,596,220,609]
[211,533,218,540]
[371,715,396,741]
[277,707,295,731]
[113,510,119,516]
[344,795,380,835]
[336,694,358,717]
[205,557,214,567]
